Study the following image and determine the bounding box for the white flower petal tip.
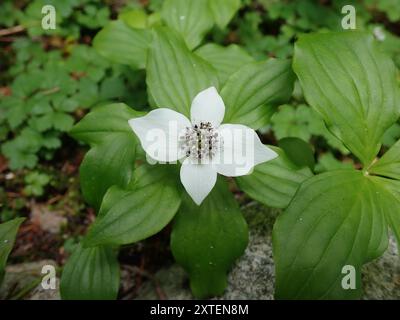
[190,86,225,127]
[257,145,279,164]
[180,159,217,205]
[215,124,279,177]
[128,108,191,163]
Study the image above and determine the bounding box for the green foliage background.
[0,0,399,300]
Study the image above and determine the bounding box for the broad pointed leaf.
[70,104,142,210]
[69,103,143,147]
[118,9,148,29]
[236,147,313,208]
[146,27,219,118]
[370,139,400,180]
[369,177,400,246]
[171,178,248,298]
[278,137,315,170]
[83,165,182,247]
[93,20,151,69]
[60,244,120,300]
[195,43,254,85]
[0,218,24,285]
[293,32,400,166]
[79,134,137,210]
[161,0,214,49]
[208,0,241,29]
[273,170,389,299]
[221,59,295,129]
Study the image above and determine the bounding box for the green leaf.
[146,26,219,117]
[119,9,148,29]
[29,113,53,132]
[74,77,98,107]
[5,100,26,129]
[271,104,349,154]
[171,178,248,298]
[1,128,42,169]
[315,153,354,173]
[99,77,126,100]
[382,123,400,147]
[278,137,315,170]
[293,32,400,166]
[195,43,254,85]
[12,71,42,97]
[93,20,151,69]
[370,139,400,180]
[24,172,51,196]
[52,112,75,132]
[161,0,214,49]
[70,103,143,147]
[0,218,24,285]
[97,186,130,219]
[60,244,119,300]
[271,104,312,141]
[70,103,143,209]
[273,170,389,299]
[370,0,400,22]
[221,59,295,129]
[208,0,241,29]
[55,99,79,113]
[42,133,61,150]
[83,165,182,247]
[79,134,137,210]
[236,147,313,208]
[369,177,400,246]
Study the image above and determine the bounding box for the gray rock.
[30,204,67,234]
[363,236,400,299]
[135,203,400,300]
[0,260,60,300]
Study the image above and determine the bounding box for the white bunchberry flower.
[129,87,278,205]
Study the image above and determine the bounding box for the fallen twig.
[0,25,25,37]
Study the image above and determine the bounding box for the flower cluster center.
[180,121,219,162]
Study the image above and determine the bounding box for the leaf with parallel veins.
[293,32,400,166]
[147,26,219,118]
[171,178,248,298]
[273,170,390,299]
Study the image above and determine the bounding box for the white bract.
[129,87,278,205]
